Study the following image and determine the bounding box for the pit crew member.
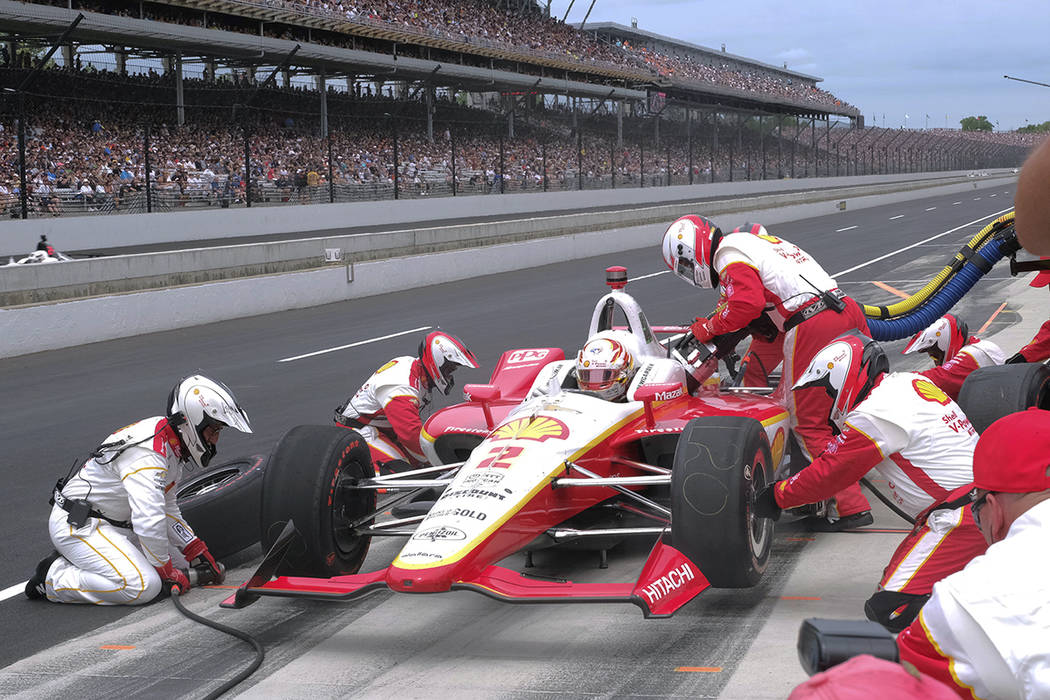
[25,374,252,604]
[902,313,1005,400]
[897,409,1050,699]
[1006,264,1050,364]
[753,333,987,631]
[662,216,872,530]
[335,330,478,472]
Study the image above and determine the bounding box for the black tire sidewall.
[260,425,376,577]
[176,454,267,560]
[670,416,773,588]
[957,363,1050,433]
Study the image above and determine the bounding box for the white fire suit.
[336,356,429,467]
[44,417,196,605]
[921,337,1005,401]
[898,499,1050,699]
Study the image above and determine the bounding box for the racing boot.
[804,510,874,532]
[24,550,61,600]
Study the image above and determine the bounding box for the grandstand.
[0,0,1033,219]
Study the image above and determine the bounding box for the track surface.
[0,182,1021,696]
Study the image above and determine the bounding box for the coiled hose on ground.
[863,212,1019,341]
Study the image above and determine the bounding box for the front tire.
[670,416,773,588]
[260,425,376,577]
[957,363,1050,433]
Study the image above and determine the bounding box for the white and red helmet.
[661,214,723,289]
[419,330,479,395]
[167,374,253,470]
[575,336,636,401]
[730,222,770,237]
[902,314,970,366]
[793,333,888,429]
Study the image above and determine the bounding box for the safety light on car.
[605,266,628,290]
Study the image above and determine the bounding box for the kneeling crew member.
[902,313,1004,400]
[754,333,987,631]
[897,409,1050,699]
[26,374,252,604]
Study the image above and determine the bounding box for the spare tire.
[957,363,1050,433]
[670,416,773,588]
[176,454,267,560]
[260,425,376,577]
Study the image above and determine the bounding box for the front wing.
[221,521,709,618]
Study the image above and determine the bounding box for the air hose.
[861,212,1019,341]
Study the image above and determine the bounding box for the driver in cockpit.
[574,337,637,402]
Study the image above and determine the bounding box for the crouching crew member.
[25,375,252,604]
[903,313,1004,400]
[335,330,478,473]
[897,409,1050,699]
[662,217,872,530]
[753,333,987,632]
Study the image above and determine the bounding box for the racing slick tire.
[957,363,1050,434]
[176,454,267,560]
[260,425,376,577]
[670,416,774,588]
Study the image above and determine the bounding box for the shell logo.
[770,428,786,468]
[913,378,950,406]
[491,416,570,442]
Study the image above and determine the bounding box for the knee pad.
[129,566,163,605]
[864,590,931,632]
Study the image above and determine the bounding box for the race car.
[225,267,795,617]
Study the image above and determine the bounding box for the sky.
[550,0,1050,131]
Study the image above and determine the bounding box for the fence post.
[576,127,582,191]
[392,115,399,200]
[144,122,152,213]
[688,109,694,185]
[610,139,616,189]
[728,132,734,183]
[450,126,457,196]
[761,115,766,180]
[17,93,27,219]
[244,125,252,208]
[777,117,783,179]
[711,112,717,183]
[640,135,645,188]
[500,128,506,194]
[542,141,548,192]
[327,125,334,203]
[666,143,671,186]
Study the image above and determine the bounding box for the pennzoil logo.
[412,526,467,542]
[491,416,569,442]
[913,378,950,406]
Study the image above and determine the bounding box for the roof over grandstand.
[578,22,823,84]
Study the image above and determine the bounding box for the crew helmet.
[661,214,723,289]
[419,330,479,395]
[793,333,889,429]
[576,336,636,401]
[902,314,969,366]
[167,374,252,469]
[729,222,770,237]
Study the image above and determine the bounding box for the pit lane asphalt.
[0,182,1021,696]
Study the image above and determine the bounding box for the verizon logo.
[641,563,695,604]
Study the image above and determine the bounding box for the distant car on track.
[226,267,798,617]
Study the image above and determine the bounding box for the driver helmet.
[661,214,723,289]
[902,314,969,366]
[576,336,636,401]
[729,222,770,238]
[167,374,252,470]
[26,250,48,263]
[419,330,479,395]
[793,333,888,429]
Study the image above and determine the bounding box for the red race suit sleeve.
[705,262,767,337]
[383,395,426,462]
[917,354,979,402]
[773,425,885,509]
[1018,319,1050,362]
[897,617,972,699]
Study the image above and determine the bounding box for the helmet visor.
[675,255,696,282]
[578,368,618,391]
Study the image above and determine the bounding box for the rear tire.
[957,363,1050,433]
[670,416,773,588]
[260,425,376,577]
[176,455,267,560]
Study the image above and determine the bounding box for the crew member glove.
[182,538,224,585]
[1005,352,1028,365]
[753,483,783,521]
[690,318,715,343]
[155,560,190,595]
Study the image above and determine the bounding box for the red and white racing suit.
[44,417,196,605]
[336,356,430,469]
[694,230,872,516]
[897,499,1050,699]
[1015,320,1050,363]
[920,336,1004,401]
[773,373,986,608]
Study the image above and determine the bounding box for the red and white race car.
[226,267,794,617]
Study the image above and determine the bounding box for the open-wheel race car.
[224,267,797,617]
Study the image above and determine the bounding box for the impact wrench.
[168,562,266,700]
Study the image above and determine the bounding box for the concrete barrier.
[0,172,1015,358]
[0,171,1015,306]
